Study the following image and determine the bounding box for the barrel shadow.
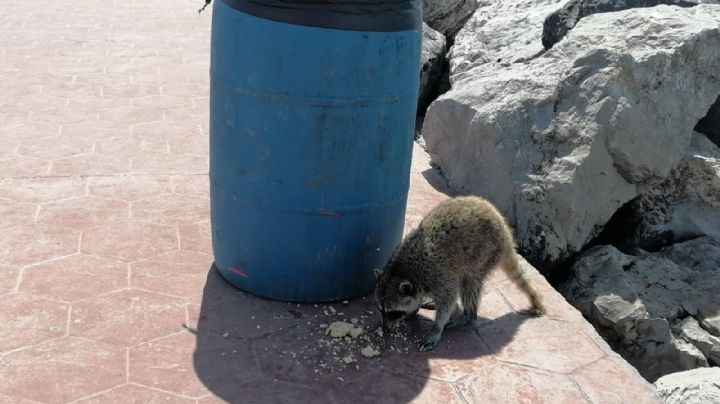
[192,266,527,403]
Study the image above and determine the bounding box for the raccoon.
[374,196,545,351]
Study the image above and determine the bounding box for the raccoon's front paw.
[418,331,441,352]
[445,314,473,329]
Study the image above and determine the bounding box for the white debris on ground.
[361,345,381,358]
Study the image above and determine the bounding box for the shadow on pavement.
[193,266,529,403]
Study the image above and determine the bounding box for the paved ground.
[0,1,659,403]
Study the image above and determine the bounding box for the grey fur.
[374,196,546,351]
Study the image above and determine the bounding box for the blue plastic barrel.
[210,0,422,302]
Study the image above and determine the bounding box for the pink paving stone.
[37,196,129,230]
[131,250,212,298]
[60,121,129,140]
[0,156,50,178]
[41,81,104,99]
[497,274,585,323]
[132,121,203,140]
[131,153,208,175]
[197,379,332,404]
[15,135,94,160]
[0,337,125,404]
[67,96,131,113]
[456,362,589,404]
[70,289,186,346]
[379,326,496,383]
[20,255,127,303]
[0,393,39,404]
[99,106,164,125]
[95,136,168,160]
[74,384,196,404]
[572,357,658,404]
[167,134,209,156]
[131,95,194,111]
[81,220,178,262]
[0,199,36,230]
[0,137,19,157]
[0,265,20,295]
[0,176,86,203]
[172,174,209,196]
[131,193,209,226]
[130,331,256,398]
[87,175,173,201]
[30,105,99,125]
[178,221,212,255]
[337,372,464,404]
[0,224,79,266]
[0,294,68,352]
[477,315,605,374]
[1,121,60,141]
[50,153,131,176]
[102,83,162,98]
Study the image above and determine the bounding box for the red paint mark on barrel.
[319,208,342,217]
[230,267,248,277]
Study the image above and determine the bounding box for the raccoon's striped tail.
[500,240,546,316]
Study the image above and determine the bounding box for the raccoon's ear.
[373,268,384,280]
[398,280,414,295]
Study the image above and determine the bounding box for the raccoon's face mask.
[374,269,419,332]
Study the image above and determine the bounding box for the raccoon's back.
[416,196,509,268]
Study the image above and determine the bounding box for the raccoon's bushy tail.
[500,237,546,316]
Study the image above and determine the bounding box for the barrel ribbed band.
[220,0,421,32]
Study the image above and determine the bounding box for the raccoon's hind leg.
[446,276,481,328]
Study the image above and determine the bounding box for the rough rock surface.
[422,0,478,38]
[419,23,446,114]
[423,5,720,270]
[695,96,720,147]
[448,0,565,80]
[655,367,720,404]
[561,237,720,381]
[596,153,720,251]
[541,0,708,50]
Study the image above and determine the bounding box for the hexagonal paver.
[0,392,38,403]
[71,289,186,346]
[95,136,168,159]
[131,250,212,298]
[131,95,194,111]
[0,156,50,178]
[99,107,163,125]
[20,255,127,303]
[496,273,585,323]
[0,265,20,295]
[476,316,605,374]
[178,221,211,255]
[337,371,463,404]
[87,175,173,201]
[132,121,202,141]
[74,384,196,404]
[0,138,19,158]
[16,135,94,160]
[103,83,162,98]
[0,224,79,266]
[0,337,125,404]
[81,221,178,261]
[573,357,657,404]
[37,196,129,230]
[456,362,589,403]
[131,153,207,175]
[131,194,209,226]
[0,199,36,230]
[68,96,130,113]
[130,332,255,398]
[197,378,332,404]
[0,294,68,352]
[172,174,208,196]
[60,121,129,140]
[1,121,59,141]
[50,154,131,176]
[0,177,86,203]
[167,134,208,156]
[30,105,99,125]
